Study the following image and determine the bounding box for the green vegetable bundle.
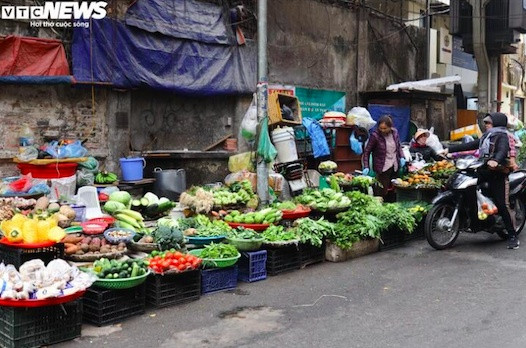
[262,225,298,242]
[292,217,334,247]
[92,258,148,279]
[223,208,282,224]
[295,188,351,212]
[200,242,239,259]
[228,227,261,240]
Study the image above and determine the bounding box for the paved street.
[58,233,526,348]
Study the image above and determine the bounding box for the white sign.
[0,2,107,20]
[439,29,452,64]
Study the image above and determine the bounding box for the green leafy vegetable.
[262,225,298,242]
[199,242,239,259]
[152,225,185,251]
[292,217,334,247]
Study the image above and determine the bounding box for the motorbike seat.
[509,171,526,194]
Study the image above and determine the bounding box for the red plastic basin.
[17,163,78,179]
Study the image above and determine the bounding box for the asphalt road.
[57,233,526,348]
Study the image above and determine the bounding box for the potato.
[34,197,49,211]
[89,244,100,252]
[80,243,90,253]
[59,205,76,220]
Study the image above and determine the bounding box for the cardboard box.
[449,124,482,141]
[268,93,302,126]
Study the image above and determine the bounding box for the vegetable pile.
[228,227,262,240]
[262,225,298,242]
[179,187,214,214]
[1,213,66,244]
[148,250,202,274]
[295,188,351,212]
[199,243,239,259]
[62,234,126,256]
[292,217,333,247]
[223,208,282,224]
[152,218,186,251]
[178,215,231,237]
[130,192,176,219]
[92,258,148,279]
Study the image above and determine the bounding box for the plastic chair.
[77,186,104,220]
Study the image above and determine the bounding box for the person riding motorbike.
[445,112,519,249]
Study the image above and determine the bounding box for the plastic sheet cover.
[125,0,234,45]
[367,104,411,142]
[72,18,256,95]
[0,36,70,76]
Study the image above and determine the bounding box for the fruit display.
[103,203,150,234]
[426,160,456,178]
[130,192,176,219]
[295,188,351,212]
[91,258,148,279]
[147,250,202,274]
[223,208,282,224]
[95,171,118,184]
[62,234,126,256]
[0,213,66,244]
[393,172,442,189]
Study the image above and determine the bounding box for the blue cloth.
[125,0,234,45]
[72,18,256,95]
[302,118,330,158]
[350,131,363,155]
[362,168,370,176]
[368,104,411,142]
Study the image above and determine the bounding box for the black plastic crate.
[0,300,82,348]
[47,300,83,345]
[0,243,64,268]
[299,243,325,268]
[201,266,238,294]
[238,250,267,282]
[265,246,300,276]
[405,220,425,242]
[146,270,201,308]
[395,188,438,204]
[83,284,145,326]
[379,228,406,251]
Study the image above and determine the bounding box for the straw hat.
[414,129,430,141]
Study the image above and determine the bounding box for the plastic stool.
[77,186,104,220]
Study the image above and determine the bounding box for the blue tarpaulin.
[72,18,256,95]
[367,104,411,142]
[125,0,234,45]
[0,76,73,85]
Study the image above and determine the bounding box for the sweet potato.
[65,245,79,255]
[62,235,83,244]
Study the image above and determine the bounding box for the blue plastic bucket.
[119,157,145,182]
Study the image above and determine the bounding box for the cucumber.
[157,199,174,214]
[140,197,150,207]
[144,204,159,218]
[144,192,159,205]
[131,200,142,211]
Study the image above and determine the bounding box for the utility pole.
[468,0,492,118]
[256,0,269,205]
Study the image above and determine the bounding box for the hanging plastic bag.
[44,141,60,158]
[349,131,363,155]
[241,93,258,141]
[346,107,376,130]
[257,118,278,163]
[303,118,330,158]
[18,146,38,162]
[228,152,256,173]
[426,127,445,153]
[476,190,498,220]
[77,169,95,187]
[78,157,99,173]
[62,141,88,158]
[8,174,33,193]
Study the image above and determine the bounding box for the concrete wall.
[267,0,426,108]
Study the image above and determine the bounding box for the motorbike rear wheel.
[425,202,460,250]
[496,198,526,240]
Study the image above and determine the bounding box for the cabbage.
[103,201,126,214]
[109,191,132,206]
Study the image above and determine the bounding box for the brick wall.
[0,85,112,176]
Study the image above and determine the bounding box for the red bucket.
[17,163,78,179]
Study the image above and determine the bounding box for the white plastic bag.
[241,93,258,141]
[346,107,376,130]
[426,127,444,153]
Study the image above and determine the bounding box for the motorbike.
[425,156,526,250]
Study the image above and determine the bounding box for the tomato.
[176,264,186,271]
[151,265,162,273]
[152,256,162,262]
[170,259,180,266]
[191,259,200,268]
[185,262,192,269]
[165,252,174,259]
[174,251,183,258]
[161,260,171,269]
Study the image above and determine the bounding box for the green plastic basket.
[189,249,241,268]
[93,270,151,290]
[226,237,264,252]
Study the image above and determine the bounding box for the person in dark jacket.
[447,112,518,249]
[362,115,405,198]
[409,129,444,162]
